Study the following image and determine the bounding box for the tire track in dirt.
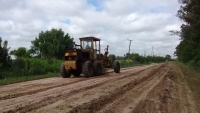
[64,63,170,113]
[130,62,198,113]
[26,62,198,113]
[99,64,171,113]
[0,78,86,100]
[30,64,163,113]
[0,66,149,100]
[0,64,158,113]
[175,63,198,113]
[111,62,198,113]
[128,64,177,113]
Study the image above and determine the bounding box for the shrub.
[6,58,62,77]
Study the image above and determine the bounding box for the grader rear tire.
[114,60,120,73]
[83,61,94,77]
[94,61,102,76]
[60,63,71,78]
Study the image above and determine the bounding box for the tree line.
[171,0,200,67]
[10,28,74,59]
[0,28,74,79]
[109,53,171,64]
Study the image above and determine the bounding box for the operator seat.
[85,45,91,49]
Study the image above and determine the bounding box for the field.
[0,62,199,113]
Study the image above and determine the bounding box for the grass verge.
[176,61,200,112]
[0,73,60,86]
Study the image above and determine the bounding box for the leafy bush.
[119,60,139,68]
[28,58,61,75]
[118,53,170,68]
[1,58,62,78]
[11,58,27,76]
[29,59,46,75]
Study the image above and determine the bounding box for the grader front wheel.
[114,61,120,73]
[60,63,71,78]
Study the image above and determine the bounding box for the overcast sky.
[0,0,182,57]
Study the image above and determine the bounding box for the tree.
[172,0,200,63]
[116,56,124,60]
[109,54,116,63]
[165,54,171,60]
[124,53,130,59]
[10,47,32,58]
[130,53,146,63]
[0,37,11,68]
[31,28,74,59]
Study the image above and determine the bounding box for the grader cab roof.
[79,36,101,41]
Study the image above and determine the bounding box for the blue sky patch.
[60,19,71,25]
[87,0,103,11]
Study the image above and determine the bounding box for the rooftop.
[79,36,101,41]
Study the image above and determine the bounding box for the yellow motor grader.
[60,36,120,78]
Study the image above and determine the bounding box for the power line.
[43,0,131,56]
[43,0,97,25]
[43,0,120,35]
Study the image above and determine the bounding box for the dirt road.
[0,63,198,113]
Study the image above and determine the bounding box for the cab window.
[82,40,92,49]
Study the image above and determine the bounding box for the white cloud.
[0,0,182,57]
[102,0,135,15]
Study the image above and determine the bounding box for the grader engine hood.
[65,51,77,57]
[64,51,77,70]
[64,61,76,70]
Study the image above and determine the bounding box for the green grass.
[0,73,60,86]
[67,104,73,108]
[55,105,65,110]
[176,61,200,112]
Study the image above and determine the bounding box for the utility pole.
[151,46,154,56]
[127,39,133,54]
[127,39,133,58]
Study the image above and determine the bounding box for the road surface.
[0,62,198,113]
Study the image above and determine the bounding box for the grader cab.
[60,36,120,78]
